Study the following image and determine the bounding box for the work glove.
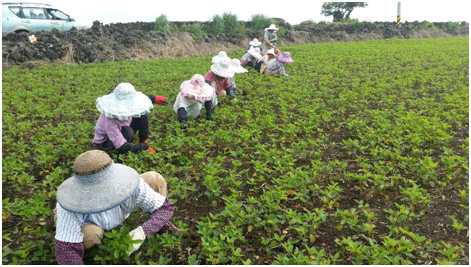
[146,146,157,155]
[141,140,157,155]
[154,95,168,105]
[128,226,146,255]
[117,142,148,154]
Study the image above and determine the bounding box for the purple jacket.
[92,114,132,149]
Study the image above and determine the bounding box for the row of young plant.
[2,37,468,264]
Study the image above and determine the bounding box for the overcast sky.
[41,0,470,27]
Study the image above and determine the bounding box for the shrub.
[206,13,245,40]
[180,23,207,42]
[250,14,271,33]
[222,13,244,39]
[208,15,225,36]
[154,14,170,33]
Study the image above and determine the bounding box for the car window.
[22,7,48,20]
[8,6,23,18]
[46,9,69,20]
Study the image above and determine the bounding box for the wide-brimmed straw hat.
[277,52,294,64]
[210,58,235,78]
[212,51,229,64]
[231,58,248,74]
[249,38,262,47]
[180,74,215,102]
[265,24,278,31]
[56,150,141,213]
[96,83,153,120]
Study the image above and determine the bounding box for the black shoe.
[206,112,213,120]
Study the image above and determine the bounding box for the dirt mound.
[2,20,468,66]
[2,21,170,64]
[2,21,244,65]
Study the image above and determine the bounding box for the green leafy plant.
[207,15,225,36]
[89,228,137,264]
[449,215,466,233]
[154,14,170,33]
[2,37,468,265]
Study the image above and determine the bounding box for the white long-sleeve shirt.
[173,88,218,119]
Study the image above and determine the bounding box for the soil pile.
[2,20,468,66]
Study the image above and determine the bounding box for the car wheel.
[14,30,29,35]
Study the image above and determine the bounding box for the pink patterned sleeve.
[104,118,127,149]
[55,240,84,265]
[204,71,214,82]
[141,199,175,237]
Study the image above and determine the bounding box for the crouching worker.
[54,150,175,264]
[206,52,236,97]
[209,52,247,97]
[92,83,166,154]
[261,49,293,76]
[240,38,263,68]
[174,74,217,128]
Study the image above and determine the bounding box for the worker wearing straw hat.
[92,83,166,154]
[259,48,277,74]
[173,74,217,128]
[240,38,263,68]
[54,150,176,264]
[261,49,293,76]
[263,23,279,53]
[207,51,246,98]
[205,51,236,97]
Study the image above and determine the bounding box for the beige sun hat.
[265,24,278,31]
[56,150,141,213]
[210,58,235,78]
[96,82,153,120]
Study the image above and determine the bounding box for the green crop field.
[2,37,469,264]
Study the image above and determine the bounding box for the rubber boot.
[204,100,213,120]
[177,107,188,129]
